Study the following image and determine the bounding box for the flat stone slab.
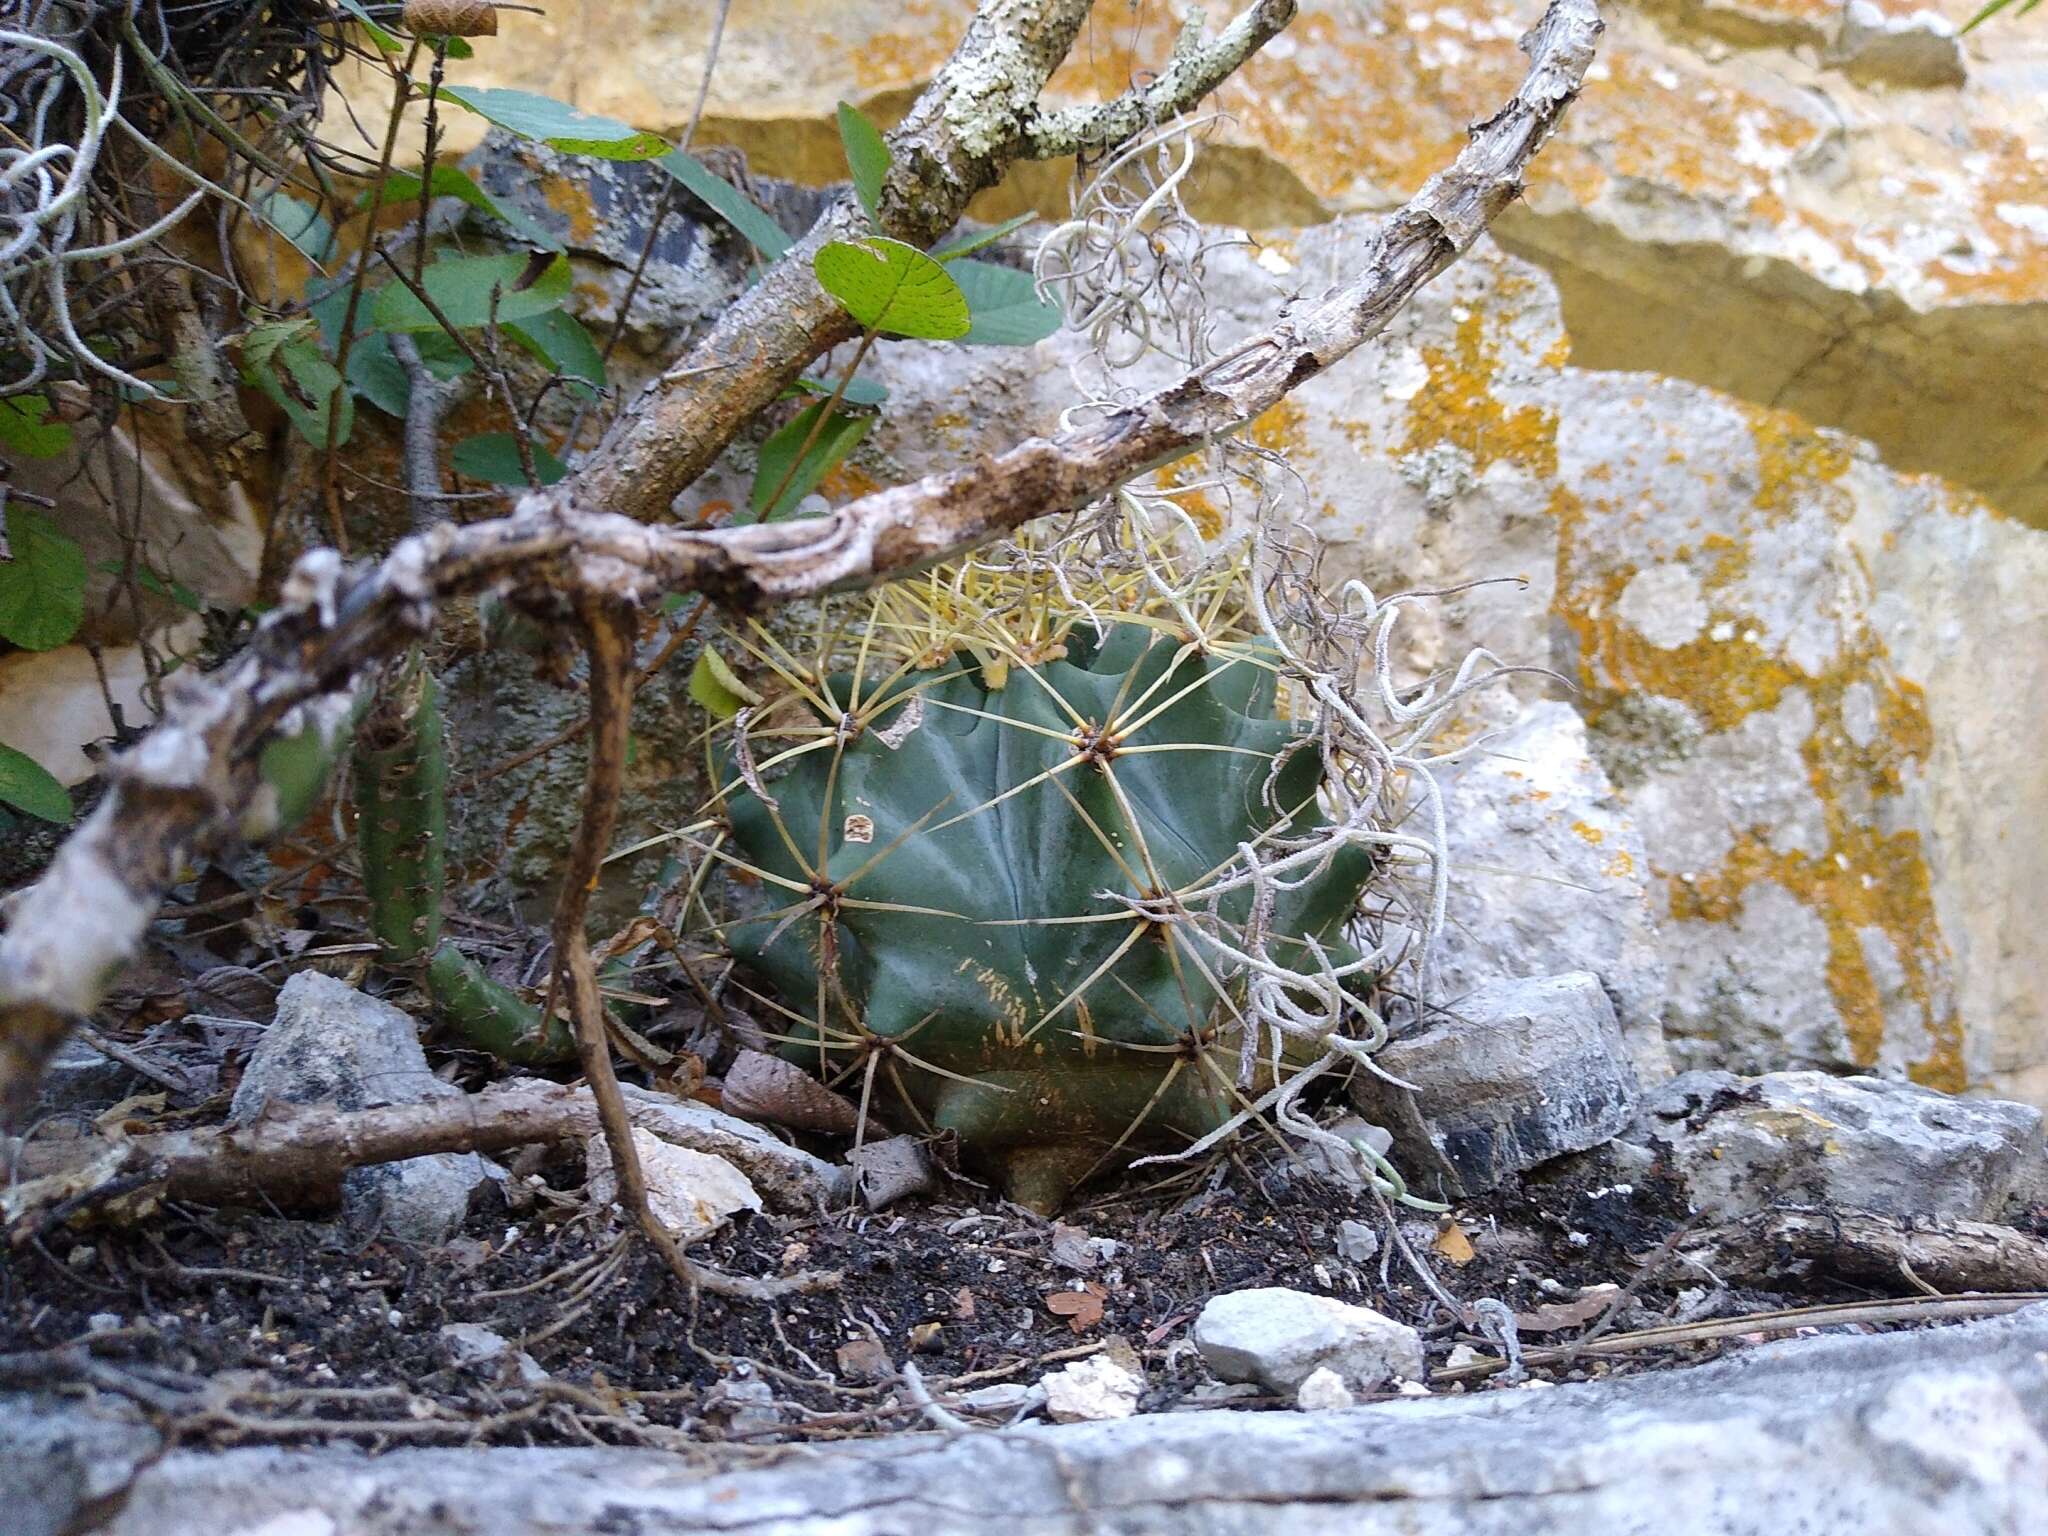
[16,1305,2045,1536]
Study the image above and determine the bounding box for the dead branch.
[1698,1206,2048,1295]
[0,0,1602,1123]
[2,1076,841,1212]
[572,0,1298,522]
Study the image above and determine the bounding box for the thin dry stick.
[549,600,831,1302]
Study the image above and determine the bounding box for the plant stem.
[758,327,878,516]
[321,38,422,552]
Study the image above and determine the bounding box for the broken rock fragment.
[1352,972,1640,1200]
[1194,1287,1424,1395]
[586,1127,761,1243]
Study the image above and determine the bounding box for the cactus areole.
[723,624,1376,1212]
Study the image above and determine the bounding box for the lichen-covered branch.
[0,0,1602,1125]
[1023,0,1297,158]
[571,0,1294,523]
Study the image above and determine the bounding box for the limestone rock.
[1295,1367,1356,1412]
[585,1128,762,1243]
[19,1305,2048,1534]
[1354,973,1641,1200]
[1193,1288,1424,1394]
[232,972,501,1244]
[434,1,2048,523]
[1,1394,161,1536]
[1041,1355,1142,1423]
[1432,702,1672,1084]
[615,1084,851,1209]
[1640,1069,2047,1224]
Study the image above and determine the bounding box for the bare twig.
[0,0,1602,1124]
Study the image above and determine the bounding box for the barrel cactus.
[716,613,1378,1212]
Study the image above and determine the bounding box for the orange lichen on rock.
[1549,395,1962,1087]
[1399,309,1559,478]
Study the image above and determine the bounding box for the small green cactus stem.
[353,654,446,963]
[721,623,1376,1212]
[353,654,578,1064]
[424,942,577,1065]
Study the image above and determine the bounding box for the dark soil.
[3,1087,1893,1454]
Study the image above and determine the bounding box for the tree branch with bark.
[0,0,1603,1127]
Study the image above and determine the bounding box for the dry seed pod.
[404,0,499,37]
[721,1048,861,1135]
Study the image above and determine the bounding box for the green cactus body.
[723,623,1375,1211]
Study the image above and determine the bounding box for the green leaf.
[450,433,568,486]
[504,308,604,394]
[240,316,312,373]
[0,394,73,459]
[0,742,70,824]
[749,402,872,521]
[361,164,562,251]
[790,373,887,408]
[420,35,475,60]
[370,251,572,333]
[95,559,202,613]
[1963,0,2041,29]
[246,335,352,448]
[258,190,336,266]
[334,0,401,53]
[688,646,760,720]
[346,334,410,417]
[814,237,970,340]
[0,505,87,650]
[930,212,1035,261]
[441,86,670,160]
[836,101,891,225]
[946,258,1062,346]
[656,152,792,259]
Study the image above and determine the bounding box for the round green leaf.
[0,505,87,651]
[813,238,970,341]
[0,742,71,824]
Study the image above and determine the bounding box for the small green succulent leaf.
[836,101,891,225]
[450,433,568,486]
[504,307,604,394]
[656,152,792,259]
[749,402,872,520]
[930,212,1035,261]
[814,237,970,340]
[258,190,337,266]
[0,394,73,459]
[334,0,401,54]
[688,646,760,720]
[440,86,670,159]
[361,164,563,251]
[370,251,572,333]
[947,258,1062,346]
[0,742,70,824]
[0,504,88,650]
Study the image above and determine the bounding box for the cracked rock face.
[441,0,2048,524]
